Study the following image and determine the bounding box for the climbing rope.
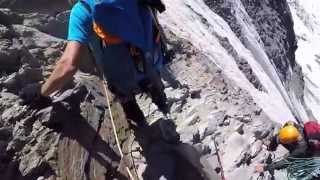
[285,157,320,180]
[100,77,135,180]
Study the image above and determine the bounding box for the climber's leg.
[121,99,147,127]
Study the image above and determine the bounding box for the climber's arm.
[259,139,309,172]
[20,2,92,102]
[42,2,93,96]
[264,158,289,171]
[41,42,84,96]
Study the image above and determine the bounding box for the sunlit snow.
[161,0,312,124]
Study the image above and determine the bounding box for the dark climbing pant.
[121,99,146,127]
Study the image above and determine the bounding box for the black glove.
[267,136,279,151]
[19,83,51,107]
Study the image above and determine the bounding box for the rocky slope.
[0,6,131,180]
[0,0,316,180]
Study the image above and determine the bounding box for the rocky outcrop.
[133,31,283,179]
[0,4,218,180]
[204,0,307,121]
[205,0,298,81]
[0,0,70,38]
[0,10,130,179]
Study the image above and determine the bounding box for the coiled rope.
[285,157,320,180]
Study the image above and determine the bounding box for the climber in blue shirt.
[19,0,169,127]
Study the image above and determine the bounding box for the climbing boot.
[158,118,180,144]
[148,83,169,114]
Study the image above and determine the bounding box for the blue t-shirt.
[67,2,104,66]
[67,2,93,44]
[66,2,164,96]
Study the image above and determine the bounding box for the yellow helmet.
[278,123,301,144]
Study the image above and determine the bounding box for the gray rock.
[194,144,211,156]
[202,126,216,139]
[43,47,62,63]
[1,105,27,124]
[236,114,252,123]
[190,89,201,99]
[0,140,8,152]
[6,137,26,153]
[236,124,245,135]
[2,66,43,92]
[0,92,19,104]
[187,114,200,126]
[0,8,23,26]
[22,12,69,38]
[203,155,221,177]
[208,111,226,126]
[210,111,229,127]
[220,86,228,95]
[250,140,263,158]
[223,118,230,126]
[19,150,42,176]
[12,25,64,49]
[0,47,20,72]
[18,66,43,84]
[2,72,19,91]
[254,108,263,116]
[35,106,54,126]
[19,48,41,68]
[0,127,12,141]
[0,24,10,38]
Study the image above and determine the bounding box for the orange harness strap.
[93,22,123,45]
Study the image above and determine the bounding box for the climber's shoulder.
[68,1,93,44]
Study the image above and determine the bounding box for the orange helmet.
[278,122,301,144]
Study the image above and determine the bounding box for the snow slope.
[161,0,308,124]
[289,0,320,120]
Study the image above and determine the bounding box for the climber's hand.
[19,83,51,107]
[255,164,265,173]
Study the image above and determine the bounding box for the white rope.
[101,79,135,180]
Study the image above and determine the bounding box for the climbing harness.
[213,135,226,180]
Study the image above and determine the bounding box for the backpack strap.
[79,0,123,45]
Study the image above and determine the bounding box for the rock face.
[135,32,281,180]
[0,0,315,180]
[0,7,130,179]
